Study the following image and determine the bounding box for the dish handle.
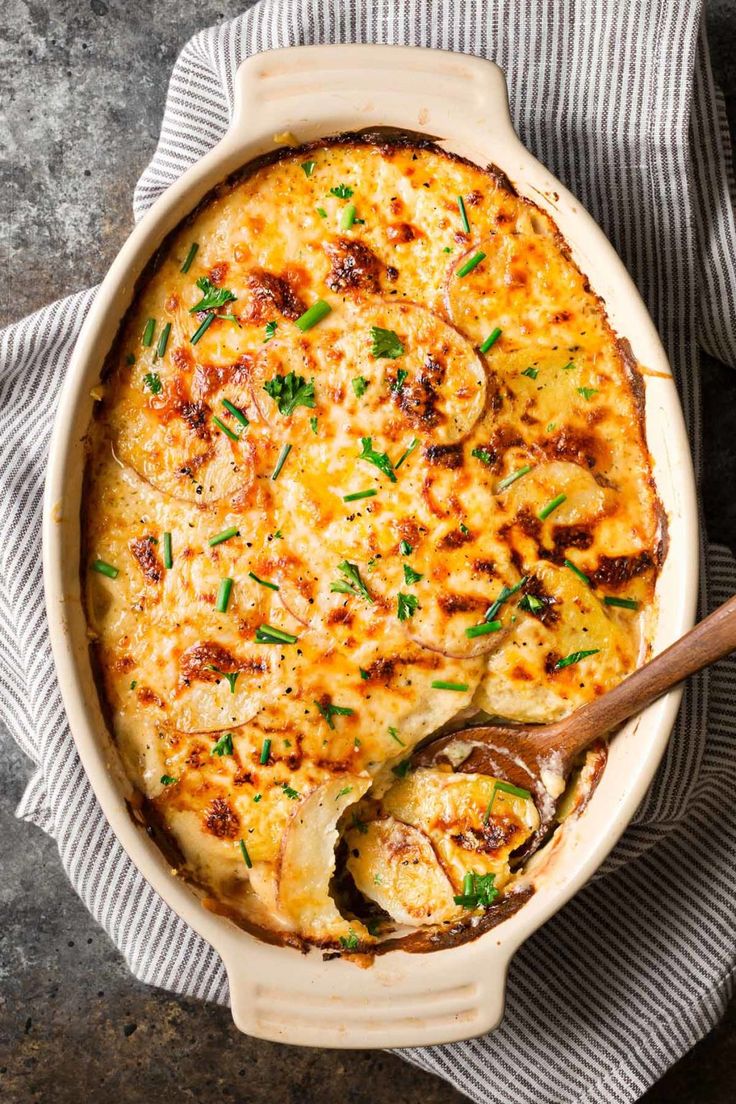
[229,44,515,151]
[219,924,514,1049]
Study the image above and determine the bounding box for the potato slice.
[381,767,538,889]
[277,776,372,942]
[477,560,639,721]
[345,816,461,926]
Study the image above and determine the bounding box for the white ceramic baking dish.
[42,45,698,1049]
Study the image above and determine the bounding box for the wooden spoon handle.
[554,593,736,755]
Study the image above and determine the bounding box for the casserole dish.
[43,45,698,1048]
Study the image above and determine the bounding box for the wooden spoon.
[413,594,736,858]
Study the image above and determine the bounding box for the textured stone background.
[2,2,735,1101]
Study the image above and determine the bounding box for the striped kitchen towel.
[2,2,735,1101]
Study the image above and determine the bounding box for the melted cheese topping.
[83,137,660,950]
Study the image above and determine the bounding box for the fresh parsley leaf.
[129,680,137,690]
[253,793,262,803]
[316,206,328,218]
[359,667,370,680]
[339,929,359,950]
[518,593,544,614]
[272,529,283,540]
[453,871,498,909]
[397,592,419,621]
[359,436,397,482]
[392,368,408,392]
[459,522,470,535]
[392,758,412,778]
[370,326,404,359]
[281,784,300,800]
[352,375,370,398]
[264,320,278,342]
[330,560,373,604]
[399,539,413,556]
[211,732,234,757]
[309,415,318,434]
[471,447,494,465]
[143,372,162,395]
[263,371,316,416]
[336,785,353,798]
[301,160,316,177]
[314,699,355,730]
[329,184,354,199]
[189,276,237,313]
[521,366,539,379]
[577,386,598,400]
[160,775,178,786]
[403,564,423,585]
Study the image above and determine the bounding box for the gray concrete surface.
[2,2,735,1101]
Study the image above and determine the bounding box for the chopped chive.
[399,540,413,556]
[343,489,377,502]
[160,775,178,786]
[142,318,156,346]
[554,648,600,670]
[564,558,590,585]
[496,464,533,492]
[156,322,171,359]
[395,437,419,470]
[457,194,470,233]
[485,577,527,622]
[255,624,298,645]
[239,839,253,869]
[465,620,502,638]
[221,399,249,429]
[483,779,532,823]
[271,443,292,480]
[91,559,119,579]
[301,160,316,177]
[163,532,172,569]
[359,668,370,680]
[479,327,502,354]
[316,206,328,218]
[209,526,240,547]
[341,203,357,230]
[213,415,240,442]
[604,596,640,610]
[215,578,233,613]
[181,242,199,273]
[211,732,234,757]
[260,737,271,764]
[388,726,405,747]
[431,680,469,692]
[248,571,279,591]
[190,312,215,344]
[538,493,567,520]
[456,250,486,278]
[442,246,453,253]
[295,299,331,332]
[310,415,318,434]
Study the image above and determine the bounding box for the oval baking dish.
[43,45,698,1049]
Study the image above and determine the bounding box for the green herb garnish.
[465,619,502,638]
[485,577,526,622]
[554,649,600,670]
[483,780,532,823]
[160,775,178,787]
[316,207,328,218]
[394,437,419,470]
[221,398,249,430]
[399,540,413,556]
[403,564,423,585]
[359,436,396,482]
[521,366,539,379]
[538,493,567,520]
[211,733,234,757]
[343,489,377,502]
[295,299,332,332]
[392,759,412,779]
[248,571,279,592]
[281,783,300,800]
[329,184,354,199]
[518,593,544,613]
[189,276,237,314]
[577,387,598,400]
[431,680,469,692]
[453,871,498,909]
[239,839,253,869]
[206,665,239,694]
[456,250,486,278]
[341,203,357,230]
[215,577,233,613]
[339,929,359,951]
[310,415,318,434]
[209,526,239,547]
[180,243,199,273]
[190,312,215,344]
[264,320,278,342]
[163,532,172,569]
[388,726,405,747]
[301,160,316,177]
[479,327,502,354]
[156,323,172,359]
[259,738,271,764]
[397,592,419,621]
[271,443,292,480]
[370,326,404,359]
[604,596,640,610]
[496,464,533,492]
[264,371,315,416]
[213,415,240,442]
[564,558,591,585]
[143,372,162,395]
[314,700,355,729]
[352,375,370,398]
[392,368,408,392]
[471,446,494,466]
[331,561,373,604]
[91,560,119,579]
[255,624,298,645]
[457,194,470,233]
[142,318,156,346]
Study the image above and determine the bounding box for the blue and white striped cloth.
[1,3,735,1101]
